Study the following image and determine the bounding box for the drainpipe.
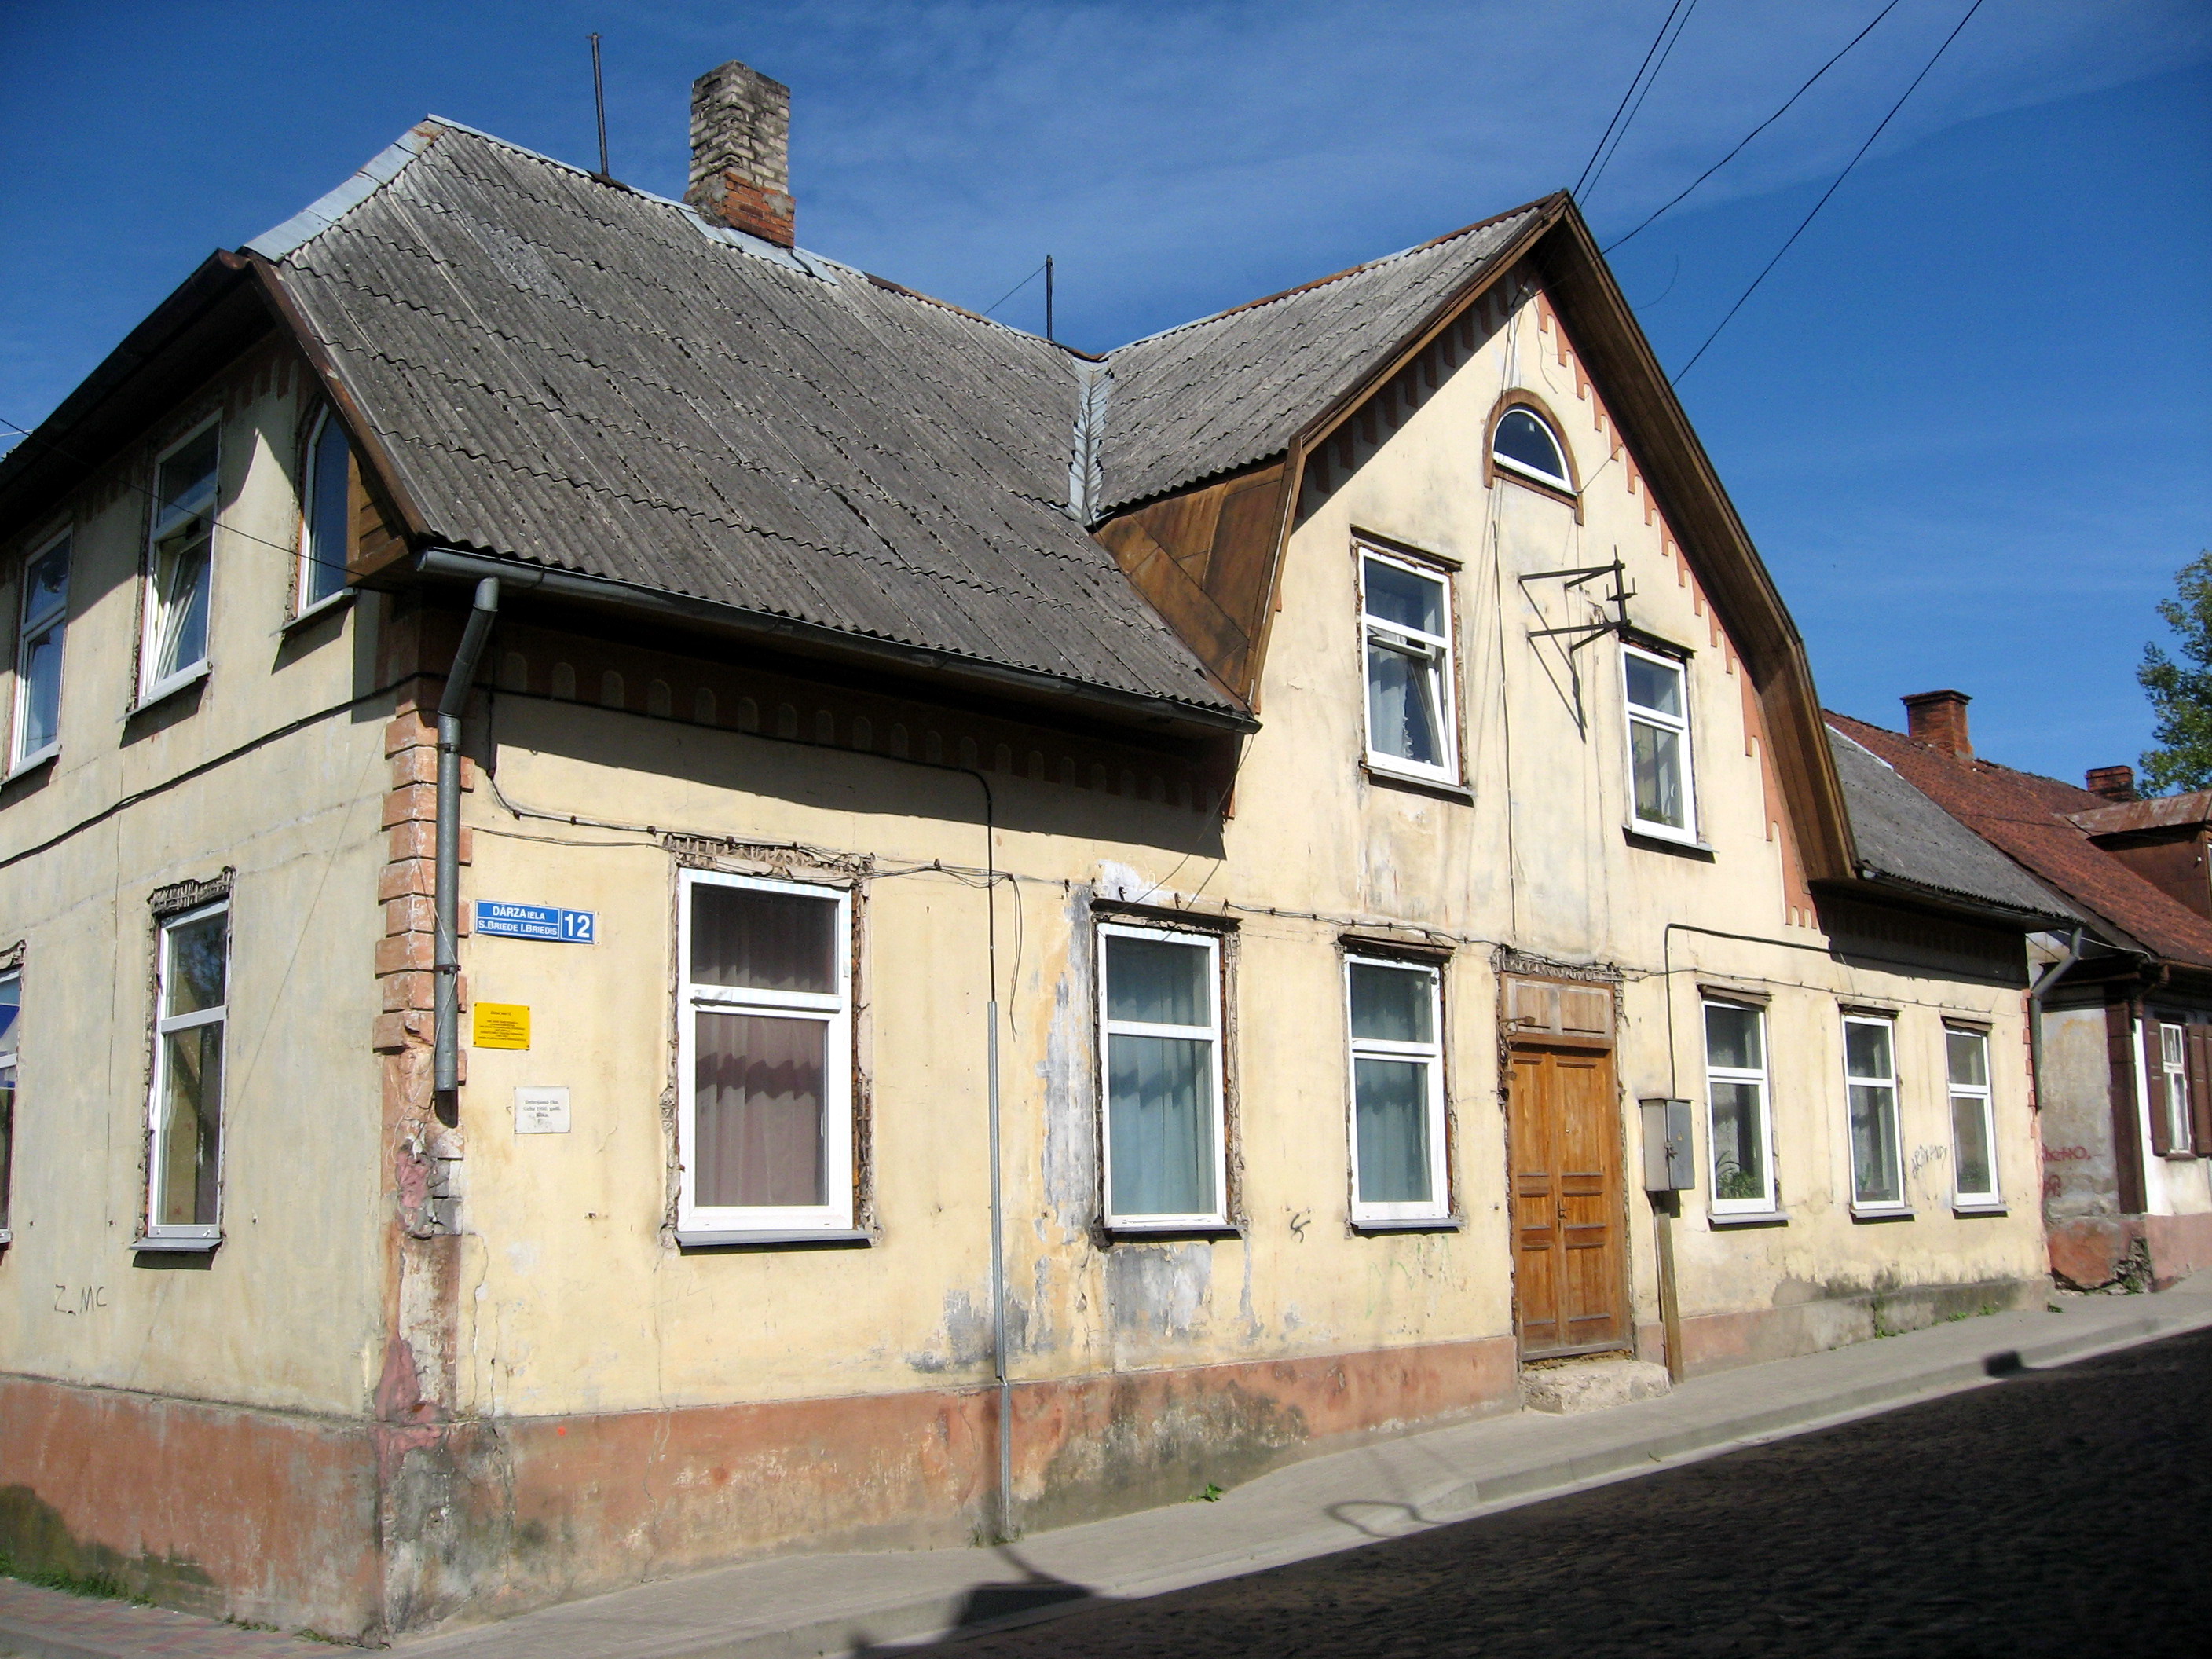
[2027,927,2084,1115]
[434,579,501,1097]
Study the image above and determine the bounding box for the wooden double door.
[1508,1042,1630,1357]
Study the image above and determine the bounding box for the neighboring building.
[0,63,2057,1640]
[1837,695,2212,1291]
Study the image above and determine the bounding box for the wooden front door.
[1509,1042,1629,1357]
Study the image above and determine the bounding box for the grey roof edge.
[1067,360,1110,521]
[245,125,441,260]
[413,547,1256,734]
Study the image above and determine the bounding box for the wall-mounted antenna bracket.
[1519,556,1635,652]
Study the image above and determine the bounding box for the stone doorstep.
[1520,1356,1672,1415]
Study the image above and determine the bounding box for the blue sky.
[2,1,2206,785]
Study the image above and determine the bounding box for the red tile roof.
[1827,711,2212,970]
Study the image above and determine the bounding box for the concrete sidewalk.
[8,1280,2211,1659]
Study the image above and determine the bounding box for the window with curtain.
[1947,1027,1999,1205]
[1844,1015,1904,1210]
[13,533,68,767]
[1491,406,1573,491]
[1361,549,1457,783]
[299,408,353,612]
[1100,924,1225,1228]
[2157,1022,2193,1156]
[678,870,853,1238]
[145,902,228,1244]
[1623,645,1695,840]
[142,424,218,701]
[1704,1001,1774,1214]
[1346,957,1448,1222]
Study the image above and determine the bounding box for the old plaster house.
[1837,699,2212,1291]
[0,61,2064,1641]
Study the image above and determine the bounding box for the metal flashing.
[244,126,438,260]
[1067,359,1110,522]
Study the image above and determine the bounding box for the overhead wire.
[1582,0,1703,210]
[1671,0,1986,383]
[1574,0,1692,202]
[1605,0,1906,255]
[979,260,1047,320]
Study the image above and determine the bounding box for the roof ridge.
[1824,709,2107,804]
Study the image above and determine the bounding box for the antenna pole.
[589,34,610,179]
[1045,255,1054,342]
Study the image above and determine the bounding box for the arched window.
[300,408,353,612]
[1492,407,1572,492]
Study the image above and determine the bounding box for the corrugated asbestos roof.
[1097,206,1546,512]
[1827,727,2074,924]
[262,121,1237,717]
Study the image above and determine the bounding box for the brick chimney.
[1902,690,1972,760]
[686,60,794,247]
[2086,764,2139,802]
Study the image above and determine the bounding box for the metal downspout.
[434,579,501,1097]
[2027,927,2084,1115]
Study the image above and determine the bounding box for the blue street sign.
[474,901,596,943]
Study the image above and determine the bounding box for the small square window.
[1346,958,1448,1222]
[1947,1027,1999,1205]
[677,871,855,1237]
[1623,646,1696,841]
[145,901,229,1243]
[1099,923,1227,1229]
[1844,1015,1904,1211]
[1361,550,1459,785]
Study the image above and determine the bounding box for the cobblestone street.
[925,1328,2212,1658]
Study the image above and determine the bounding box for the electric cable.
[980,260,1047,320]
[1672,0,1985,384]
[1576,0,1693,201]
[1583,0,1703,210]
[1604,0,1905,255]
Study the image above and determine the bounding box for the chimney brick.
[686,60,794,247]
[1902,690,1972,760]
[2086,764,2139,802]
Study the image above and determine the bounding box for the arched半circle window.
[1492,408,1572,492]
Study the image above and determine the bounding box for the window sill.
[133,1233,220,1253]
[1951,1202,2009,1218]
[1848,1204,1915,1223]
[1104,1221,1242,1243]
[130,661,211,716]
[0,1229,11,1247]
[1623,825,1713,861]
[2159,1151,2199,1163]
[3,747,57,787]
[1708,1209,1789,1229]
[1363,764,1473,804]
[281,588,355,635]
[676,1227,871,1250]
[1351,1214,1463,1235]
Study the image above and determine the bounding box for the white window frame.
[2159,1022,2193,1156]
[0,966,18,1245]
[1622,643,1698,844]
[296,407,354,619]
[676,868,854,1240]
[1490,406,1574,492]
[11,529,69,771]
[143,899,229,1247]
[1344,954,1450,1224]
[139,419,220,706]
[1843,1013,1907,1214]
[1097,921,1229,1231]
[1358,546,1460,786]
[1947,1025,2001,1207]
[1702,999,1777,1217]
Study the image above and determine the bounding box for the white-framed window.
[141,422,219,703]
[13,532,69,769]
[2158,1021,2192,1155]
[1099,921,1227,1229]
[0,969,17,1243]
[1345,955,1449,1223]
[1360,548,1458,783]
[1704,1000,1775,1214]
[1844,1014,1905,1211]
[1623,644,1696,842]
[677,869,854,1238]
[1947,1026,2000,1206]
[1491,406,1573,492]
[298,408,353,614]
[145,901,229,1244]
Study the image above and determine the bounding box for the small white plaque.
[514,1086,571,1135]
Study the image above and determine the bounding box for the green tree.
[2139,551,2212,793]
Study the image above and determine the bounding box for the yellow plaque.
[472,1003,531,1050]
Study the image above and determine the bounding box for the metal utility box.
[1639,1097,1695,1192]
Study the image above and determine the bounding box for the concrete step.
[1522,1356,1672,1414]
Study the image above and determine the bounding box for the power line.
[1606,0,1905,255]
[1575,0,1691,202]
[980,259,1046,320]
[1672,0,1986,384]
[1583,0,1703,210]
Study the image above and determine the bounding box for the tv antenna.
[589,34,611,180]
